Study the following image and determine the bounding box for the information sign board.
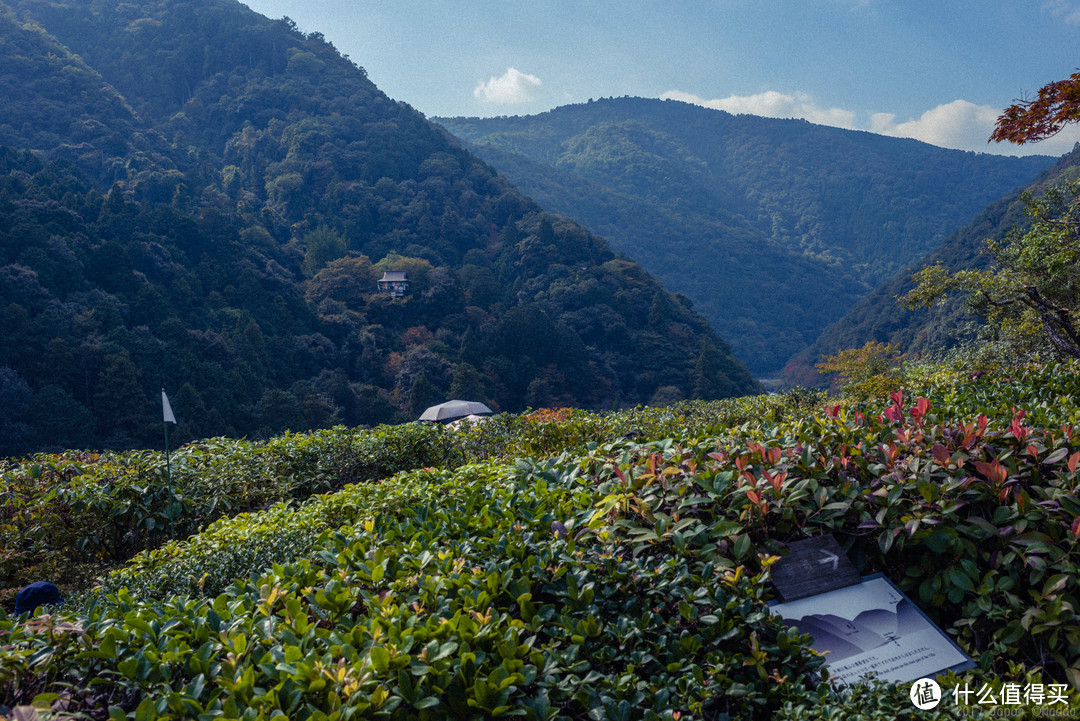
[770,573,975,684]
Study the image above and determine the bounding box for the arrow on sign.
[818,549,839,571]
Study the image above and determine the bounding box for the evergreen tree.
[407,372,437,418]
[302,225,348,278]
[648,290,673,331]
[29,385,96,450]
[526,376,553,408]
[0,366,36,456]
[458,325,482,366]
[691,339,735,400]
[254,388,307,437]
[449,362,487,402]
[92,352,145,440]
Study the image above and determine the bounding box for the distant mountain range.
[789,148,1080,381]
[0,0,757,455]
[437,99,1056,374]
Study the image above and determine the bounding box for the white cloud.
[661,89,857,129]
[473,67,543,104]
[663,88,1080,156]
[871,99,1000,150]
[1042,0,1080,25]
[874,99,1080,155]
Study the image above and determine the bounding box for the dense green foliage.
[796,149,1080,383]
[0,0,757,456]
[902,177,1080,361]
[437,99,1054,374]
[1,393,827,604]
[3,364,1080,719]
[0,422,453,597]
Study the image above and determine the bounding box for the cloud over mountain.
[474,67,543,104]
[662,88,1080,155]
[871,100,999,152]
[872,99,1080,155]
[660,89,857,129]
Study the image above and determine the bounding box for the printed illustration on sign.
[770,574,974,684]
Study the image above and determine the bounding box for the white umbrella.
[419,400,493,423]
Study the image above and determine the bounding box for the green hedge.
[1,423,452,598]
[2,460,825,720]
[1,390,829,602]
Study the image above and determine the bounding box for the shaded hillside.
[438,99,1056,374]
[0,4,175,185]
[0,0,757,456]
[791,147,1080,381]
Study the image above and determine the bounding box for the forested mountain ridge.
[0,0,757,456]
[0,4,176,186]
[790,147,1080,381]
[437,98,1056,374]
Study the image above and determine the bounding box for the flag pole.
[162,388,177,539]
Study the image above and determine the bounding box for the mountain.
[436,98,1056,374]
[0,0,758,456]
[789,147,1080,380]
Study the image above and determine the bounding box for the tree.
[92,352,146,440]
[816,340,904,401]
[991,70,1080,145]
[29,385,96,451]
[691,339,734,400]
[0,366,37,456]
[457,325,482,366]
[301,225,347,277]
[407,372,437,418]
[901,178,1080,360]
[253,388,307,438]
[449,362,487,402]
[647,290,673,331]
[648,385,684,407]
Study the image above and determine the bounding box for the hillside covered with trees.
[0,0,758,456]
[438,99,1056,374]
[792,147,1080,382]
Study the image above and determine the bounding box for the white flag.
[162,390,177,424]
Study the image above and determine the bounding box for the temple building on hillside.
[378,270,409,298]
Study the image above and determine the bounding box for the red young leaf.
[974,459,1008,485]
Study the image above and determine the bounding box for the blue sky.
[240,0,1080,156]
